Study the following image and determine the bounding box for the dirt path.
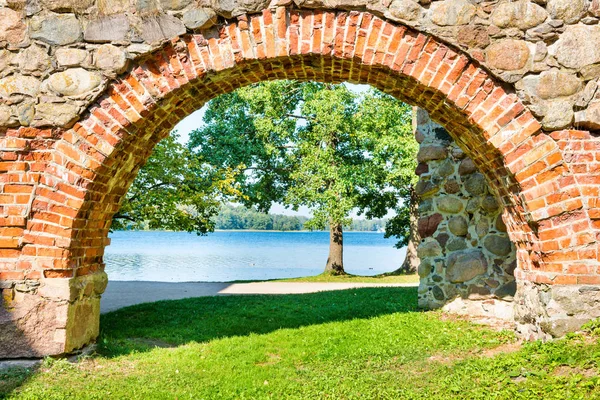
[101,281,418,313]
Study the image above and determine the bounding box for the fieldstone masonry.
[415,108,517,313]
[0,0,600,357]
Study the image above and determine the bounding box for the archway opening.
[105,80,415,283]
[101,78,517,316]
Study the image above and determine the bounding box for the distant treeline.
[215,205,387,232]
[214,205,307,231]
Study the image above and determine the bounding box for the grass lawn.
[2,287,600,399]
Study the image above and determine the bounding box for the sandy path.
[101,281,417,313]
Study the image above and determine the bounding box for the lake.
[105,231,406,282]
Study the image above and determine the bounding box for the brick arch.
[6,7,595,356]
[47,8,587,280]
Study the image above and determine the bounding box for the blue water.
[105,230,406,282]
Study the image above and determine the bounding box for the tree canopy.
[112,133,242,234]
[189,83,417,238]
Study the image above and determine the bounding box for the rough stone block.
[446,250,488,283]
[30,14,82,45]
[0,8,27,45]
[47,68,102,96]
[140,14,186,44]
[0,272,107,358]
[0,75,41,98]
[430,0,475,26]
[182,7,218,30]
[84,15,130,43]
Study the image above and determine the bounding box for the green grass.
[3,287,600,399]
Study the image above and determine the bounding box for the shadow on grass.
[98,286,419,357]
[0,364,40,399]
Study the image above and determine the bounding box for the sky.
[171,82,392,218]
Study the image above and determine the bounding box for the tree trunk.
[395,187,420,274]
[325,222,345,275]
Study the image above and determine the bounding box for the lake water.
[105,231,406,282]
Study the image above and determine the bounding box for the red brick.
[43,269,74,279]
[578,275,600,285]
[0,271,24,280]
[553,275,577,285]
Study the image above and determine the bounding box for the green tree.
[190,81,417,275]
[353,96,419,273]
[112,133,241,233]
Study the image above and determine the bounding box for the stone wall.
[1,0,600,131]
[415,108,517,313]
